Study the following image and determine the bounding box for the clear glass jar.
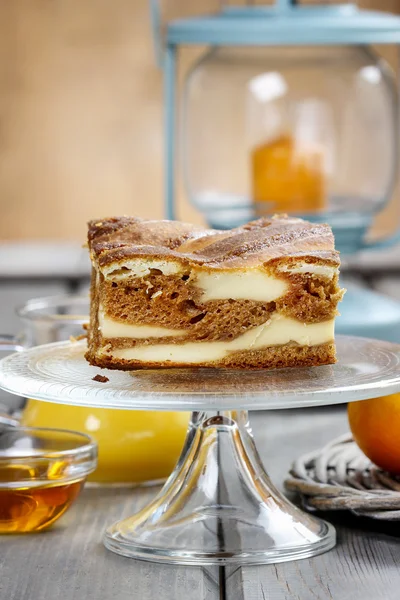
[183,45,397,253]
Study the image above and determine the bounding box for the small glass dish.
[0,426,97,533]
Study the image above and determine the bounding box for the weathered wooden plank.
[240,527,400,600]
[0,486,218,600]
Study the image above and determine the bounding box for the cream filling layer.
[99,311,186,339]
[193,269,288,302]
[104,314,334,364]
[101,259,184,279]
[278,264,337,278]
[102,258,289,302]
[101,256,335,303]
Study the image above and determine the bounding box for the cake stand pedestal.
[1,336,400,566]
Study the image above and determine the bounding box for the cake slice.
[85,215,344,370]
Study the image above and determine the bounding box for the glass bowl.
[0,426,97,533]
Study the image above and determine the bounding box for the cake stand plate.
[1,336,400,566]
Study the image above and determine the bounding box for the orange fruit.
[348,393,400,474]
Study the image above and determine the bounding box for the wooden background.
[0,0,399,241]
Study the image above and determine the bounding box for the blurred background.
[0,0,398,241]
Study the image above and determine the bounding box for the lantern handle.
[149,0,164,69]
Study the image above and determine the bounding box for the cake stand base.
[104,411,335,565]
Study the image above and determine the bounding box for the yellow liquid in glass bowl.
[21,401,189,485]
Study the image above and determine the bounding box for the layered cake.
[86,216,344,370]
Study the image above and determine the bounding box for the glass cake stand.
[1,335,400,566]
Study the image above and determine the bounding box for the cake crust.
[89,216,340,268]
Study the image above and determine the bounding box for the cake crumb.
[92,374,109,383]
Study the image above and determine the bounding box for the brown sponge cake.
[86,215,344,370]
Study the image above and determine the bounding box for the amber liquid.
[251,134,326,214]
[0,464,83,533]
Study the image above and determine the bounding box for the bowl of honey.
[0,426,97,533]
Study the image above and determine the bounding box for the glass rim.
[0,425,97,462]
[16,294,89,324]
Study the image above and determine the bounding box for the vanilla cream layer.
[102,258,289,303]
[194,269,288,302]
[105,315,334,364]
[101,259,183,279]
[278,264,337,278]
[99,311,186,339]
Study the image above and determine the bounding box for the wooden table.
[2,406,400,600]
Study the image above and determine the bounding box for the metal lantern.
[150,0,400,342]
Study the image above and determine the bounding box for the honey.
[251,134,326,214]
[0,463,83,533]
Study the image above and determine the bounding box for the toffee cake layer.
[86,216,344,370]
